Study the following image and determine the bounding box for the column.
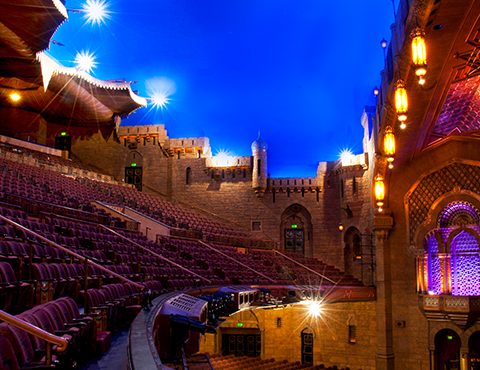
[374,209,394,370]
[460,348,470,370]
[429,349,436,370]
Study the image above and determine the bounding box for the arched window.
[451,231,480,295]
[420,201,480,295]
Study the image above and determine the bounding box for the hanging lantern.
[374,174,385,209]
[374,87,379,96]
[384,125,395,162]
[395,79,408,122]
[411,26,427,77]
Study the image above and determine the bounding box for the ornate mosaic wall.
[437,201,480,227]
[451,231,480,296]
[408,163,480,245]
[427,237,442,295]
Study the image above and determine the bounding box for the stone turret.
[251,132,268,198]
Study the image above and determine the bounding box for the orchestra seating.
[207,355,358,370]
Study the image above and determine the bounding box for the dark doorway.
[54,136,71,156]
[125,166,143,191]
[435,329,461,370]
[285,229,304,253]
[469,331,480,370]
[281,204,313,257]
[301,332,314,364]
[223,333,261,357]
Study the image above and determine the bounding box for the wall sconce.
[411,26,427,79]
[374,87,379,96]
[338,223,344,232]
[374,174,385,211]
[384,125,395,164]
[395,79,408,122]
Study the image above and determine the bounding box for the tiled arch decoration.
[437,201,480,228]
[407,162,480,247]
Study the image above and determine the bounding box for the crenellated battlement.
[204,155,252,169]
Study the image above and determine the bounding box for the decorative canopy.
[0,0,147,127]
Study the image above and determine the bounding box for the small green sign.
[61,132,67,136]
[237,323,243,327]
[292,225,298,229]
[131,163,137,167]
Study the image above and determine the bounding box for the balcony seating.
[0,261,33,314]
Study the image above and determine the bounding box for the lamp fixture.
[395,79,408,122]
[381,38,387,62]
[374,87,379,96]
[411,25,427,79]
[384,125,395,163]
[9,93,20,101]
[374,174,385,211]
[380,38,387,49]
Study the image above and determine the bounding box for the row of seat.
[207,355,358,370]
[0,296,97,370]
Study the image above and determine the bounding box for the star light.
[146,77,177,110]
[82,0,111,26]
[75,51,97,73]
[308,300,322,317]
[150,91,171,109]
[213,149,233,167]
[10,93,20,101]
[340,149,354,166]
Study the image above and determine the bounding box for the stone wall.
[71,124,376,274]
[200,301,377,370]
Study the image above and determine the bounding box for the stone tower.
[251,132,268,198]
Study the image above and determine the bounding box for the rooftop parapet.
[205,155,252,169]
[269,177,320,189]
[117,125,168,138]
[167,137,210,151]
[341,153,368,169]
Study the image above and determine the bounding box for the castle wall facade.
[70,125,375,277]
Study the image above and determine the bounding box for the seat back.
[0,262,17,283]
[0,335,20,370]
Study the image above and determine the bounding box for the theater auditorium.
[0,0,479,369]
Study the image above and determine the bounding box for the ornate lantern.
[384,125,395,163]
[375,174,385,209]
[395,79,408,122]
[411,26,427,77]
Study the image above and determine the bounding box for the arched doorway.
[343,227,361,278]
[301,327,315,365]
[280,204,313,257]
[434,329,461,369]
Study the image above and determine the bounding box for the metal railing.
[274,250,336,284]
[0,215,145,290]
[198,240,277,284]
[99,225,212,283]
[0,309,69,365]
